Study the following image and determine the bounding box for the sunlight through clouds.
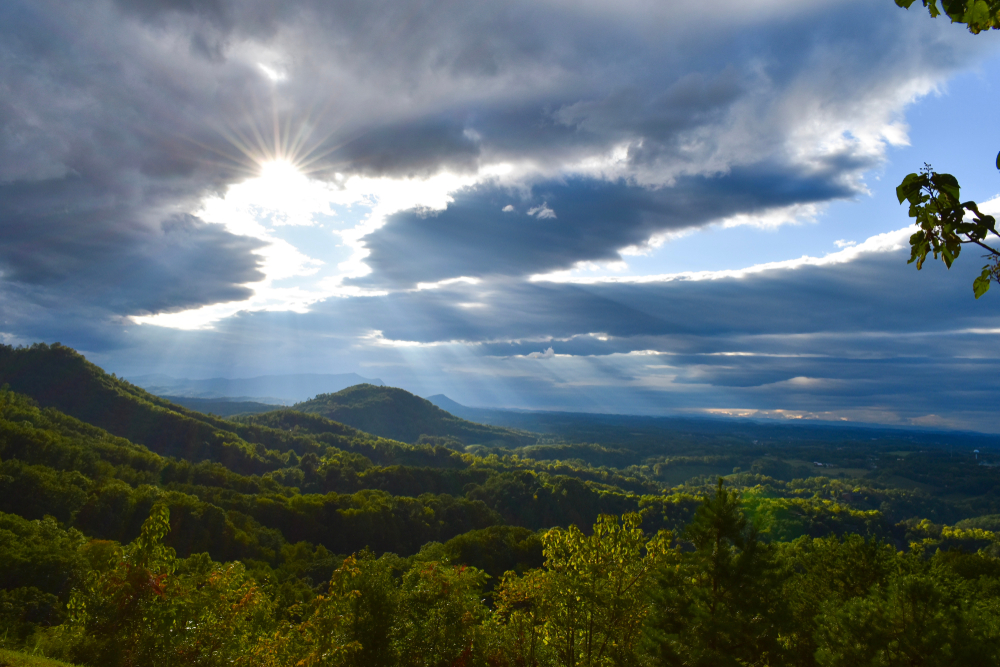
[132,162,485,329]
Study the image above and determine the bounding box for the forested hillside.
[2,343,1000,665]
[294,384,536,447]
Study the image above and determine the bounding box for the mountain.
[423,394,477,418]
[129,372,385,403]
[0,343,397,475]
[295,385,536,447]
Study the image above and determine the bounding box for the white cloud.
[527,203,557,219]
[719,203,820,230]
[530,226,911,284]
[414,276,482,291]
[978,194,1000,217]
[527,347,555,359]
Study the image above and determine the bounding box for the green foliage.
[895,0,1000,33]
[2,502,1000,666]
[0,344,278,473]
[645,479,787,666]
[893,0,1000,298]
[0,513,88,598]
[42,507,274,667]
[0,588,63,646]
[814,567,1000,665]
[494,513,670,667]
[896,166,1000,298]
[436,525,544,585]
[5,344,1000,665]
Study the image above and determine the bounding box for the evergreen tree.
[644,479,787,666]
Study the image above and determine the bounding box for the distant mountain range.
[423,395,1000,449]
[128,372,384,403]
[159,396,286,417]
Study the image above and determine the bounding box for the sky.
[1,0,1000,431]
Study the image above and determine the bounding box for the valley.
[2,342,1000,665]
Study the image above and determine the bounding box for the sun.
[251,160,310,212]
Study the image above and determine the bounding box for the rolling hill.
[294,384,537,447]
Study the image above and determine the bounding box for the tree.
[894,1,1000,297]
[491,513,671,667]
[395,560,489,667]
[47,505,274,667]
[643,479,787,667]
[814,565,1000,665]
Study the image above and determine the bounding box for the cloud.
[530,226,911,284]
[352,166,859,288]
[527,203,557,219]
[0,0,985,318]
[69,233,992,431]
[2,0,999,430]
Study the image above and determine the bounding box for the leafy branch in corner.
[897,164,1000,298]
[894,0,1000,33]
[893,1,1000,298]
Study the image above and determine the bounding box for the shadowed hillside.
[294,384,537,447]
[0,344,263,466]
[0,344,420,476]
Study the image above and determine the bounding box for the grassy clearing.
[0,649,78,667]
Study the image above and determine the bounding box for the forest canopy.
[1,342,1000,665]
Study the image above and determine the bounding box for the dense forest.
[2,343,999,665]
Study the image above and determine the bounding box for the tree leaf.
[896,173,923,204]
[931,172,961,202]
[974,268,992,298]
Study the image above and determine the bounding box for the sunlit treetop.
[895,0,1000,33]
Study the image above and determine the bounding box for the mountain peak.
[295,385,533,447]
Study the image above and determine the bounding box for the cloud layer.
[1,0,998,430]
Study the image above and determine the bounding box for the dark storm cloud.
[0,0,983,324]
[95,245,1000,429]
[331,119,482,178]
[0,0,279,322]
[2,0,997,433]
[355,166,856,287]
